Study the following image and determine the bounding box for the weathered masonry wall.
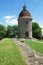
[18,18,32,38]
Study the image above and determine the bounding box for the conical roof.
[19,5,32,19]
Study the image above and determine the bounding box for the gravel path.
[13,38,43,65]
[13,38,35,65]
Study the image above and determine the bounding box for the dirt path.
[13,38,35,65]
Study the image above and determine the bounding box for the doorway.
[25,32,28,38]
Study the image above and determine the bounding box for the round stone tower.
[18,5,32,38]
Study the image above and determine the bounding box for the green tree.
[13,25,18,37]
[7,25,18,38]
[32,22,42,38]
[0,24,7,40]
[7,26,13,38]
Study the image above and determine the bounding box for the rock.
[34,61,39,65]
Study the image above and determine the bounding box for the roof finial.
[23,4,26,10]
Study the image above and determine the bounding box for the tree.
[13,25,18,37]
[6,26,13,38]
[32,22,42,39]
[7,25,18,38]
[0,24,7,40]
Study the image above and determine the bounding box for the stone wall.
[18,18,32,38]
[19,39,43,65]
[27,46,43,65]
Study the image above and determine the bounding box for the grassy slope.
[40,40,43,42]
[0,38,26,65]
[24,39,43,54]
[34,38,43,42]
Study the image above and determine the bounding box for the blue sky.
[0,0,43,34]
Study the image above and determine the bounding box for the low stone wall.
[15,39,43,65]
[26,46,43,65]
[20,40,43,65]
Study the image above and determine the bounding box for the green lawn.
[0,38,26,65]
[24,39,43,54]
[34,38,43,42]
[40,40,43,42]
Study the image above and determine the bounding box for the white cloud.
[4,16,18,25]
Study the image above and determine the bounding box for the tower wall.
[18,18,32,38]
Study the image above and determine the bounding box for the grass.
[24,39,43,54]
[34,38,43,42]
[40,40,43,42]
[0,38,26,65]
